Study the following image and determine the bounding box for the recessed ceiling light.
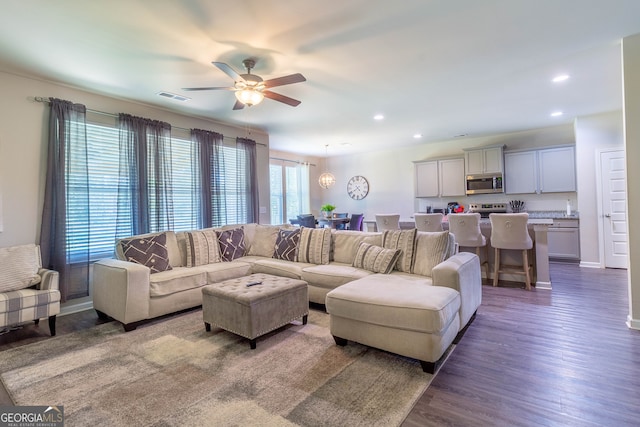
[550,111,563,117]
[413,133,422,139]
[373,114,384,121]
[552,74,570,83]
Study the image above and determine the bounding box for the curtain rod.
[32,96,267,146]
[269,156,316,167]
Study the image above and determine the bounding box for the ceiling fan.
[182,58,306,110]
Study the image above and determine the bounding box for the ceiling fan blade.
[263,73,306,88]
[232,100,245,110]
[263,90,302,107]
[181,86,235,91]
[212,61,244,82]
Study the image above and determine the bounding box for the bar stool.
[489,213,534,290]
[414,213,444,232]
[447,213,489,281]
[375,214,400,232]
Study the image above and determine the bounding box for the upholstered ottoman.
[202,273,308,349]
[325,275,461,373]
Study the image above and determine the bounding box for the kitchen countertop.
[525,210,579,219]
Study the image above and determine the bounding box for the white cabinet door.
[465,146,504,175]
[505,151,537,194]
[538,146,576,193]
[439,158,466,196]
[548,227,580,260]
[415,161,439,197]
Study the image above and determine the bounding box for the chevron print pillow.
[217,227,246,262]
[120,233,172,274]
[273,228,301,261]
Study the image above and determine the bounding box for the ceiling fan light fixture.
[235,88,264,106]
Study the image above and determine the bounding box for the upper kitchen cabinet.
[504,145,576,194]
[464,145,504,175]
[414,158,465,197]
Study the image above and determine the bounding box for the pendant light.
[318,144,335,189]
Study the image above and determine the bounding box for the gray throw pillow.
[217,227,246,261]
[273,228,301,261]
[120,232,172,274]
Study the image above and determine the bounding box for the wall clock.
[347,175,369,200]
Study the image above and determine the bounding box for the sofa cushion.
[412,231,452,277]
[298,227,331,265]
[217,227,246,262]
[247,224,280,257]
[184,229,221,267]
[301,263,373,290]
[252,259,315,279]
[352,243,401,274]
[120,233,172,274]
[148,266,206,297]
[0,244,42,292]
[273,228,301,261]
[325,275,460,334]
[0,288,61,328]
[331,231,382,264]
[382,228,417,273]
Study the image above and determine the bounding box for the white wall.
[574,111,624,266]
[0,70,271,248]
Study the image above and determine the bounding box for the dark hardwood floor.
[1,263,638,426]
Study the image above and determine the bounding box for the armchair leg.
[48,315,57,336]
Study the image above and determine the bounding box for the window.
[269,161,310,225]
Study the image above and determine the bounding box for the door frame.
[595,148,628,269]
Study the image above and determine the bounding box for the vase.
[322,211,333,219]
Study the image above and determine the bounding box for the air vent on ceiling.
[157,91,191,102]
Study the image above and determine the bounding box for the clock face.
[347,175,369,200]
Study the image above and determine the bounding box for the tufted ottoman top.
[202,273,307,306]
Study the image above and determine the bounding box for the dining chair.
[347,213,364,231]
[447,213,489,281]
[375,214,400,232]
[489,213,533,290]
[414,213,444,232]
[296,214,316,228]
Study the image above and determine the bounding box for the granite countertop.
[526,210,579,219]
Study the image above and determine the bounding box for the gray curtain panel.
[191,128,223,228]
[236,137,259,223]
[40,98,89,302]
[117,114,174,236]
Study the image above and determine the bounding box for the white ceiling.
[1,0,640,156]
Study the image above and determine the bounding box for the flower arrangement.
[320,204,336,212]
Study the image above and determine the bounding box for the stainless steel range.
[467,203,507,218]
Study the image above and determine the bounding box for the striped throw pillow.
[0,244,42,292]
[352,242,401,274]
[185,229,221,267]
[382,228,417,272]
[297,227,331,265]
[412,231,452,277]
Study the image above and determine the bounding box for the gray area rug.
[1,308,446,426]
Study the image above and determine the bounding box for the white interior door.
[600,150,628,269]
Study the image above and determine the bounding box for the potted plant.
[320,204,336,219]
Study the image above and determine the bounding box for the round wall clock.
[347,175,369,200]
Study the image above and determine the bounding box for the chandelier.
[318,145,335,189]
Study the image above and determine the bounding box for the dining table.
[317,217,351,229]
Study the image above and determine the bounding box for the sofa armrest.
[37,268,59,291]
[431,252,482,328]
[93,258,151,325]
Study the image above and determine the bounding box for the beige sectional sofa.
[93,223,482,369]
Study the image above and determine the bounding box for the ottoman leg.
[302,314,308,325]
[249,339,257,350]
[332,335,347,346]
[205,322,211,332]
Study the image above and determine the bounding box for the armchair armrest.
[37,268,59,291]
[93,258,151,325]
[432,252,482,328]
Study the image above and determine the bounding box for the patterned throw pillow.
[352,242,401,274]
[412,231,452,277]
[217,227,246,262]
[382,228,417,273]
[0,244,42,292]
[273,228,301,261]
[185,229,221,267]
[120,233,172,274]
[297,227,331,265]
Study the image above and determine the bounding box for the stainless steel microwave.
[465,173,504,195]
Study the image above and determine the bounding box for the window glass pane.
[270,164,283,224]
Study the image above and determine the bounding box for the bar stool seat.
[489,213,534,290]
[414,213,444,232]
[447,213,489,281]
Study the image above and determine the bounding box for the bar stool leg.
[493,247,500,287]
[523,249,531,290]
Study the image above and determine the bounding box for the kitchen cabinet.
[548,219,580,260]
[414,158,465,197]
[504,145,576,194]
[464,145,504,175]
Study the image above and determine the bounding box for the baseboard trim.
[626,315,640,330]
[579,261,602,269]
[60,300,94,317]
